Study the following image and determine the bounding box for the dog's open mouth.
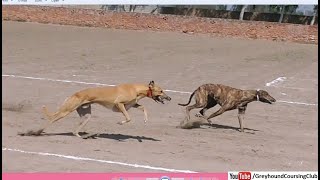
[262,98,276,104]
[153,95,171,104]
[268,98,276,104]
[154,96,165,104]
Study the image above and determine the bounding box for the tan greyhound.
[178,84,276,132]
[20,81,171,138]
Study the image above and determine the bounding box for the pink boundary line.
[3,173,228,180]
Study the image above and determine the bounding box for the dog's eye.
[160,90,163,93]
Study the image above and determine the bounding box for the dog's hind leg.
[116,103,132,125]
[29,107,77,136]
[73,103,92,138]
[196,96,217,119]
[36,95,84,135]
[185,93,207,121]
[237,105,247,132]
[133,104,148,124]
[186,102,206,121]
[206,107,228,123]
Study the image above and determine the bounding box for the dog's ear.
[149,81,155,88]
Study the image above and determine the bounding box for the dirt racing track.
[2,21,318,172]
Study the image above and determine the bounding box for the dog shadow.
[43,132,161,142]
[179,120,259,134]
[204,123,259,134]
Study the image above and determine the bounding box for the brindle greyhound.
[178,84,276,132]
[19,81,171,138]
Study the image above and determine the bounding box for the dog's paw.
[73,132,82,138]
[81,133,98,139]
[195,113,203,117]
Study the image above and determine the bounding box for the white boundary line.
[276,100,318,106]
[2,74,192,94]
[265,77,287,87]
[266,76,316,90]
[2,74,115,87]
[2,148,197,173]
[2,74,318,106]
[270,86,315,90]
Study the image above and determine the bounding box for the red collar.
[147,87,153,97]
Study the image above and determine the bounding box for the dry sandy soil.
[2,21,318,172]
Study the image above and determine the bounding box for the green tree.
[231,5,249,20]
[269,5,299,23]
[216,5,227,10]
[231,5,243,11]
[239,5,248,20]
[311,5,318,25]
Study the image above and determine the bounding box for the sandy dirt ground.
[2,21,318,172]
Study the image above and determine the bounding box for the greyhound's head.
[147,81,171,104]
[257,90,276,104]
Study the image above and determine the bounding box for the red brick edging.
[2,5,318,44]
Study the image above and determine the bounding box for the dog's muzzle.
[261,97,276,104]
[154,95,171,104]
[268,98,276,104]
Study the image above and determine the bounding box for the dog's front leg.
[133,104,148,124]
[116,103,132,125]
[237,106,247,132]
[206,107,227,123]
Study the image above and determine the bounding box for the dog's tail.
[178,91,195,106]
[42,94,84,121]
[42,105,53,120]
